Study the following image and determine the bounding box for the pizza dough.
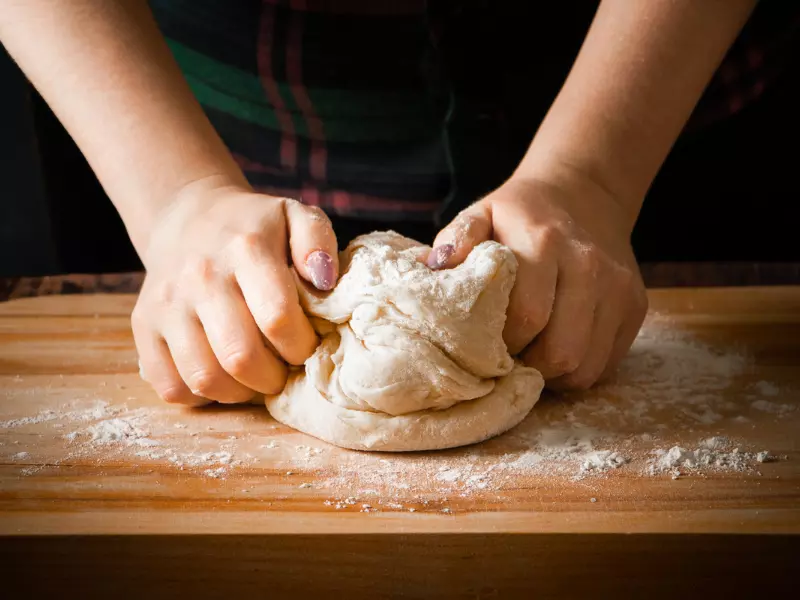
[264,231,544,451]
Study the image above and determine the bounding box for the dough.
[264,231,544,451]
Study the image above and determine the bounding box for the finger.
[235,244,319,366]
[163,312,256,404]
[195,280,288,395]
[503,256,558,355]
[133,328,210,407]
[547,298,621,391]
[426,203,492,270]
[284,199,339,291]
[486,199,558,354]
[494,225,559,354]
[602,288,649,380]
[521,254,597,380]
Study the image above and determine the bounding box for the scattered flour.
[645,437,768,476]
[1,317,796,513]
[87,417,151,446]
[0,410,60,429]
[750,399,794,415]
[577,451,629,478]
[753,381,780,397]
[204,467,227,479]
[756,451,773,463]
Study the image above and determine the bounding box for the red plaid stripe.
[258,3,297,171]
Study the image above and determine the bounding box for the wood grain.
[0,287,798,597]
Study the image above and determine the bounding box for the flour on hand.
[265,231,544,451]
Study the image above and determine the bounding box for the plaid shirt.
[150,1,800,223]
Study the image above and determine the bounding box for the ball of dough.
[264,231,544,451]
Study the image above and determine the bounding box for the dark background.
[1,14,798,278]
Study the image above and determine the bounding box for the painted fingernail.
[426,244,455,270]
[306,250,335,291]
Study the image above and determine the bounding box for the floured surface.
[0,288,799,533]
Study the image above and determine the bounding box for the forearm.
[515,0,757,228]
[0,0,247,254]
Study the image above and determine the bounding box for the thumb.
[426,203,492,270]
[285,200,339,291]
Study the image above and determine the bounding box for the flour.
[86,417,152,446]
[577,451,629,478]
[750,399,794,415]
[3,400,242,479]
[754,381,780,397]
[756,451,773,463]
[309,318,793,507]
[2,315,795,513]
[71,402,126,423]
[645,437,768,476]
[579,318,750,427]
[0,410,59,429]
[0,401,126,431]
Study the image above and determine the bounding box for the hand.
[427,175,648,391]
[132,178,338,406]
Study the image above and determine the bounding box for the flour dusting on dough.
[265,231,544,451]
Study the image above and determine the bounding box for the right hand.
[132,178,338,406]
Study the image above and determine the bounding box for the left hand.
[427,174,648,391]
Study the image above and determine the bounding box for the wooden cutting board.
[1,287,798,598]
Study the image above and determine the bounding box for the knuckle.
[219,346,260,377]
[186,369,218,396]
[610,264,634,289]
[259,304,293,337]
[231,231,266,258]
[532,225,562,252]
[183,256,217,284]
[519,304,549,335]
[574,247,601,276]
[141,280,177,307]
[157,383,194,405]
[281,196,301,210]
[154,282,177,305]
[130,303,149,332]
[542,346,582,375]
[305,204,332,226]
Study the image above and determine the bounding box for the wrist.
[511,152,642,234]
[125,171,251,260]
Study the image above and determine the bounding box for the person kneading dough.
[265,231,544,452]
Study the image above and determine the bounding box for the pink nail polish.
[306,250,335,291]
[426,244,455,270]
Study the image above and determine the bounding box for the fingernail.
[306,250,335,291]
[426,244,455,270]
